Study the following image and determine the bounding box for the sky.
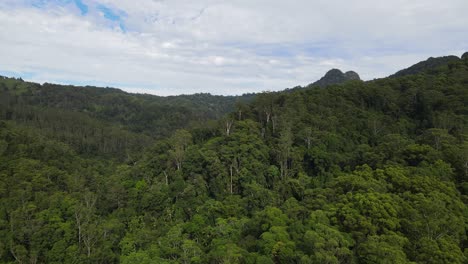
[0,0,467,95]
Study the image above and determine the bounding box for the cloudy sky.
[0,0,467,95]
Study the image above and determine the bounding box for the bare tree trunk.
[164,170,169,186]
[10,247,22,264]
[74,210,82,247]
[271,115,276,133]
[265,111,271,124]
[434,136,441,150]
[230,165,233,194]
[30,254,38,264]
[280,160,285,180]
[372,119,382,137]
[87,244,91,258]
[225,120,233,136]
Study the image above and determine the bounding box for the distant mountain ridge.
[391,55,461,77]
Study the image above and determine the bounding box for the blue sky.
[74,0,88,15]
[0,0,467,95]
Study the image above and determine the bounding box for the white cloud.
[0,0,467,95]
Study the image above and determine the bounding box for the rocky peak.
[344,71,360,80]
[462,52,468,60]
[310,69,361,87]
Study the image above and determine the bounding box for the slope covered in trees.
[0,78,253,160]
[0,53,467,263]
[391,55,461,78]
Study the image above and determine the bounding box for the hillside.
[391,55,461,77]
[0,77,254,160]
[0,53,467,263]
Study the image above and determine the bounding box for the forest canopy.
[0,53,467,263]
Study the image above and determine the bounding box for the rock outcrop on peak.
[310,69,361,87]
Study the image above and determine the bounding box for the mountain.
[309,68,361,87]
[462,52,468,60]
[0,53,467,263]
[391,55,461,77]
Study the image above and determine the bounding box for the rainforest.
[0,53,467,263]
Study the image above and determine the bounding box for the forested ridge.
[0,79,253,160]
[0,53,467,263]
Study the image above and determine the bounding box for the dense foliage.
[391,56,461,78]
[0,54,467,263]
[0,78,253,160]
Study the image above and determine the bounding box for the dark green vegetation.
[391,56,461,78]
[0,79,253,160]
[0,53,467,263]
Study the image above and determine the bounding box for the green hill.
[0,77,254,160]
[391,55,461,77]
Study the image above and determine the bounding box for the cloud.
[0,0,467,95]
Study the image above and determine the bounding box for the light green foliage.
[357,233,411,264]
[302,210,354,264]
[259,226,296,262]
